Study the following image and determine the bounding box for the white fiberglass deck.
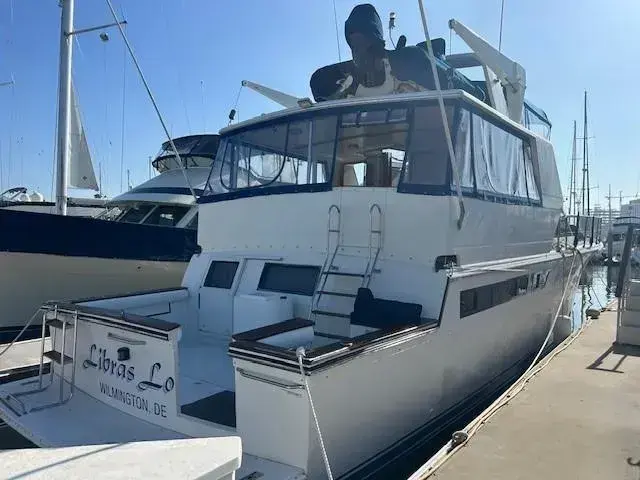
[1,375,187,447]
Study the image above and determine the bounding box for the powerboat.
[0,4,602,479]
[0,134,219,343]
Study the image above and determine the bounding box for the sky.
[0,0,638,209]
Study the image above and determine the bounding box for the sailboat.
[0,2,221,342]
[0,83,107,216]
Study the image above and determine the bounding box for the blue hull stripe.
[0,209,198,262]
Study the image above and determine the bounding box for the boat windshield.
[153,135,219,172]
[203,98,540,206]
[96,204,190,227]
[205,105,423,195]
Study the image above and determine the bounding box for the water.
[572,264,614,331]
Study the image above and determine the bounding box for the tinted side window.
[258,263,320,296]
[204,261,239,289]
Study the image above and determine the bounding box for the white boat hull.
[0,252,186,339]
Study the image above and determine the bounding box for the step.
[322,271,365,278]
[617,325,640,347]
[46,319,75,330]
[630,279,640,296]
[312,310,351,319]
[317,291,357,298]
[43,350,73,365]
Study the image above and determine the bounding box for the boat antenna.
[388,12,397,49]
[332,0,342,61]
[104,0,197,201]
[417,0,465,229]
[498,0,505,52]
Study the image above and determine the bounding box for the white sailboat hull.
[0,252,186,338]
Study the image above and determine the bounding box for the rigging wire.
[161,0,191,134]
[228,84,243,126]
[417,0,465,229]
[104,0,197,200]
[332,0,342,62]
[200,80,207,132]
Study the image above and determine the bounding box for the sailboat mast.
[568,120,577,215]
[54,0,75,216]
[582,90,590,216]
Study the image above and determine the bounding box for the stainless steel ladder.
[2,305,79,415]
[310,203,383,322]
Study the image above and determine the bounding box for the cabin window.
[142,205,190,227]
[460,275,529,318]
[334,107,409,187]
[217,116,337,191]
[117,204,154,224]
[258,263,320,296]
[472,115,528,201]
[400,105,454,189]
[204,261,239,289]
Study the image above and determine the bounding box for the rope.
[296,347,333,480]
[416,0,465,229]
[412,247,584,479]
[0,310,42,359]
[104,0,197,201]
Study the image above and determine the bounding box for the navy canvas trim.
[127,187,204,196]
[198,183,332,204]
[0,209,197,261]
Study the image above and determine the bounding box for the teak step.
[322,271,365,278]
[312,310,351,319]
[43,350,73,365]
[47,319,74,330]
[317,291,357,298]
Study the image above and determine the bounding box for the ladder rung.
[371,230,382,234]
[43,350,73,365]
[322,271,365,277]
[328,229,340,233]
[312,310,351,319]
[47,319,74,330]
[317,291,357,298]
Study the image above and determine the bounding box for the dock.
[0,437,241,479]
[412,304,640,480]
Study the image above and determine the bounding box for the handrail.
[557,214,603,250]
[236,368,305,390]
